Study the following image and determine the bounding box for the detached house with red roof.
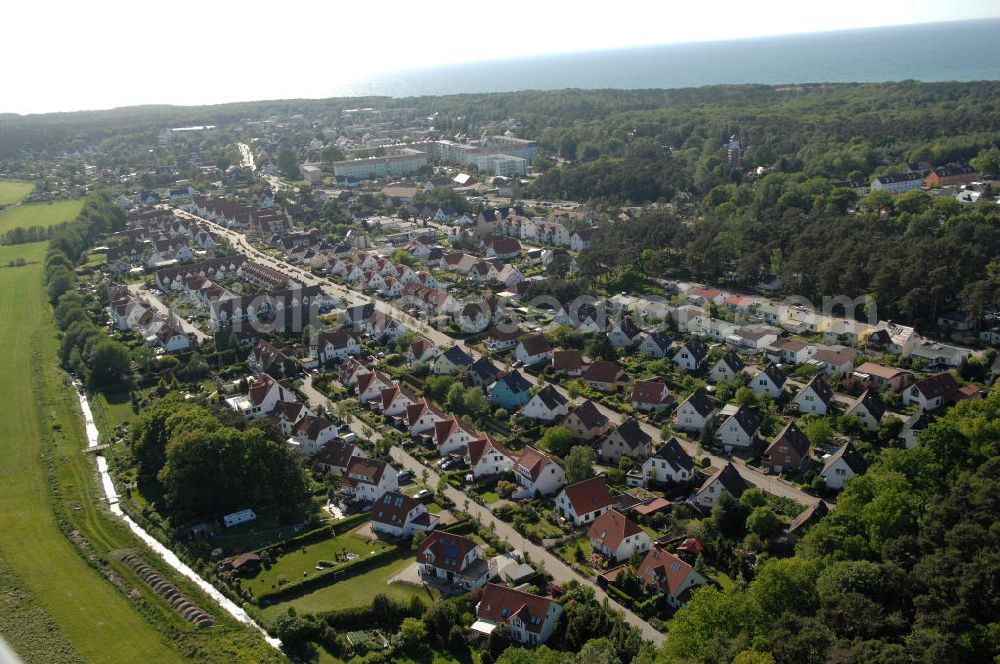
[342,457,399,503]
[903,372,961,412]
[372,491,439,538]
[472,584,563,645]
[555,476,613,526]
[287,415,339,456]
[465,436,515,479]
[380,383,419,417]
[514,446,566,497]
[630,379,674,412]
[356,370,393,403]
[417,531,493,591]
[588,509,651,563]
[434,416,480,457]
[225,373,297,419]
[407,397,448,435]
[639,547,708,608]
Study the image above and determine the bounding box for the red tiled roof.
[416,530,479,573]
[477,583,555,634]
[587,509,642,553]
[561,476,613,516]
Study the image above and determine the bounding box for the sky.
[3,0,999,115]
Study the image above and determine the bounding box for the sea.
[333,18,1000,98]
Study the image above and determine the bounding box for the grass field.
[261,550,428,619]
[0,240,284,663]
[0,180,34,206]
[0,199,84,233]
[0,242,183,663]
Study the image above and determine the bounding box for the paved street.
[182,207,824,507]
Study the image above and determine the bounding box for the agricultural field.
[0,241,183,663]
[0,180,34,206]
[0,238,283,663]
[0,199,84,233]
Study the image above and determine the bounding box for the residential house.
[899,411,931,449]
[270,400,309,437]
[314,439,365,475]
[911,341,971,369]
[794,375,834,415]
[673,339,708,372]
[845,389,885,433]
[434,416,480,457]
[715,404,760,451]
[570,227,597,252]
[767,339,812,365]
[565,399,612,441]
[866,320,916,357]
[750,363,787,399]
[692,462,749,509]
[342,457,399,503]
[824,319,872,347]
[551,350,585,376]
[514,446,566,497]
[485,326,521,352]
[600,418,653,465]
[762,421,811,474]
[407,337,438,366]
[638,331,673,358]
[730,324,780,351]
[287,416,339,456]
[555,476,614,526]
[472,584,563,646]
[407,397,448,435]
[432,345,474,375]
[903,373,960,412]
[312,328,361,364]
[638,547,708,608]
[636,437,694,487]
[608,316,643,349]
[710,351,745,384]
[225,373,297,419]
[673,390,717,433]
[417,531,492,590]
[468,356,504,388]
[489,370,534,409]
[381,383,420,418]
[820,442,869,490]
[465,435,515,479]
[458,302,492,333]
[372,491,439,539]
[588,509,651,563]
[522,385,569,422]
[852,362,914,393]
[810,348,857,375]
[356,370,393,403]
[630,379,674,412]
[515,335,553,367]
[582,361,625,392]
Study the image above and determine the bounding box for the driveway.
[127,283,209,342]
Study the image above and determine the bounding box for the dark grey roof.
[469,356,502,383]
[872,172,923,184]
[786,501,829,535]
[760,362,786,387]
[533,385,568,410]
[496,370,532,393]
[718,351,744,373]
[854,389,885,422]
[802,375,834,405]
[651,437,694,473]
[612,418,652,450]
[681,337,708,361]
[768,421,810,458]
[684,389,716,418]
[728,404,759,436]
[441,345,473,367]
[822,442,869,477]
[700,462,749,499]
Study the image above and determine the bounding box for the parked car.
[398,470,415,483]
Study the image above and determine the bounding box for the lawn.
[261,549,429,619]
[247,525,389,596]
[0,199,84,233]
[0,240,282,663]
[0,180,34,206]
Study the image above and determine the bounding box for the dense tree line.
[572,176,1000,328]
[130,394,308,521]
[45,192,131,388]
[651,385,1000,664]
